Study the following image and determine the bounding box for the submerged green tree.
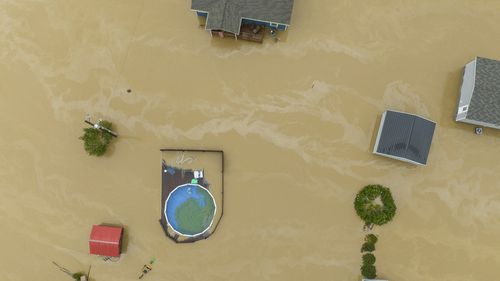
[361,242,375,253]
[72,272,85,280]
[362,253,376,265]
[354,185,395,280]
[80,120,114,156]
[365,234,378,244]
[361,264,377,279]
[354,184,397,226]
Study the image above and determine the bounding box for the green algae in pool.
[165,184,216,236]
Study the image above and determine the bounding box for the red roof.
[89,225,123,257]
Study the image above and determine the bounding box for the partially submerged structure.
[373,110,436,166]
[160,149,224,243]
[456,57,500,129]
[191,0,294,42]
[89,225,123,257]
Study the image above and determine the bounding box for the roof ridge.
[221,0,228,26]
[406,117,416,152]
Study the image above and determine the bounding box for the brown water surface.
[1,0,500,280]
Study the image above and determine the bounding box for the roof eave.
[457,118,500,130]
[373,151,426,166]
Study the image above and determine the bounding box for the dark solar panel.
[375,111,436,165]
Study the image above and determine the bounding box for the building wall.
[241,18,287,30]
[196,11,208,17]
[194,11,289,31]
[458,117,500,130]
[456,59,476,121]
[195,11,208,27]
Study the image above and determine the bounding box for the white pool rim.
[164,183,217,237]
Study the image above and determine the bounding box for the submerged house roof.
[191,0,294,34]
[373,110,436,166]
[89,225,123,257]
[456,57,500,129]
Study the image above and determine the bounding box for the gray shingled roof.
[374,111,436,165]
[191,0,294,34]
[467,57,500,127]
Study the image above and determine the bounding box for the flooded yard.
[1,0,500,280]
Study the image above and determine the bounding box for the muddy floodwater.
[1,1,500,280]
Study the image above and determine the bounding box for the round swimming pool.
[164,183,216,237]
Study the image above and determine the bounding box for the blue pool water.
[165,184,216,236]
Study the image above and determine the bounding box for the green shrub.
[365,234,378,244]
[354,184,397,226]
[80,120,113,156]
[361,264,377,279]
[361,242,375,252]
[362,253,376,265]
[72,272,84,280]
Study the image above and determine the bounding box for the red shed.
[89,225,123,257]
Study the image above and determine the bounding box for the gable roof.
[89,225,123,257]
[191,0,294,34]
[463,57,500,128]
[373,110,436,165]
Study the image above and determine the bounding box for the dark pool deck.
[159,149,224,243]
[210,24,265,43]
[160,164,212,242]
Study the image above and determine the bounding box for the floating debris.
[52,262,90,281]
[138,258,156,279]
[84,116,118,138]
